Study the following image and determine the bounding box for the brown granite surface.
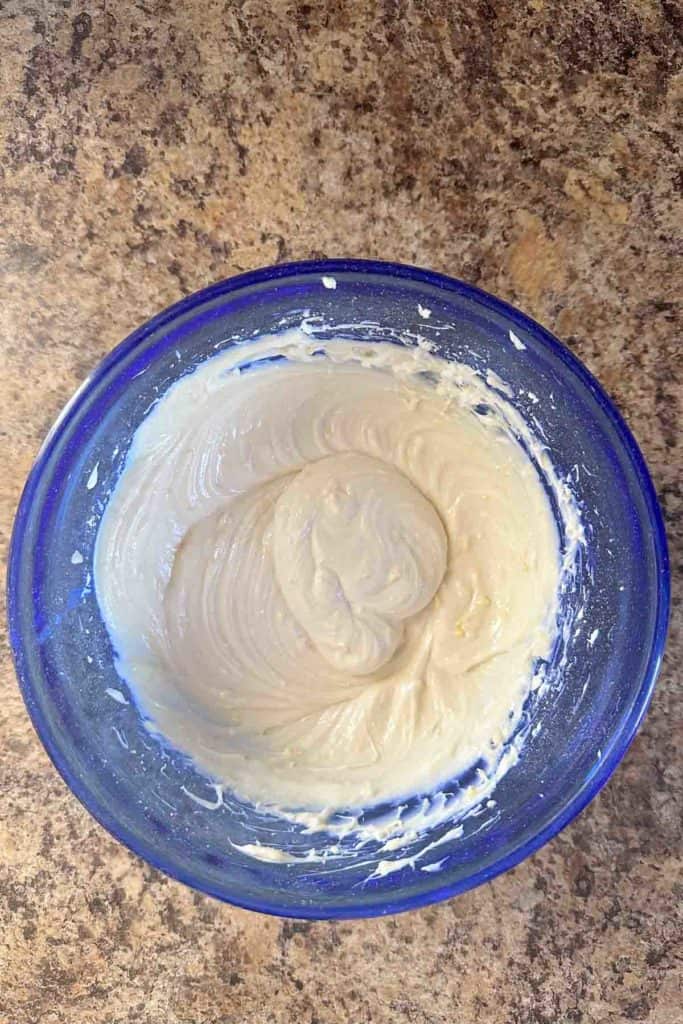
[0,2,681,1022]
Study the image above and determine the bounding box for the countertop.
[0,2,680,1022]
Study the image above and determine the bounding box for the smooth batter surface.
[95,332,561,813]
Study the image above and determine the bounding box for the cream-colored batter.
[95,331,562,814]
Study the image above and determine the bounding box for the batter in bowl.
[95,330,562,815]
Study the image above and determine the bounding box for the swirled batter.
[95,332,561,813]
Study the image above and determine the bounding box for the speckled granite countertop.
[1,2,681,1022]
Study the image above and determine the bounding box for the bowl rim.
[7,257,670,919]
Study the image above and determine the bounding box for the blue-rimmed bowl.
[8,259,669,919]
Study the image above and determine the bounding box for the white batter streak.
[95,331,563,815]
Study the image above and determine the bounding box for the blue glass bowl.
[8,260,669,919]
